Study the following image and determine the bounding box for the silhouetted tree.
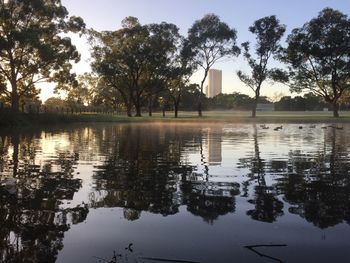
[0,0,85,112]
[282,8,350,117]
[237,16,285,117]
[90,17,148,116]
[144,22,183,116]
[61,73,97,107]
[207,92,254,110]
[163,41,196,118]
[91,18,182,117]
[187,14,240,117]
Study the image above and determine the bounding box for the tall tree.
[92,78,124,112]
[188,14,240,117]
[58,73,96,106]
[90,17,147,116]
[0,0,85,112]
[91,18,181,117]
[143,22,182,117]
[283,8,350,117]
[166,40,196,118]
[237,15,285,118]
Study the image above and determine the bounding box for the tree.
[166,41,196,118]
[60,73,96,107]
[237,16,285,117]
[143,22,182,117]
[188,14,240,117]
[92,78,124,112]
[283,8,350,117]
[91,18,181,117]
[91,17,150,117]
[206,92,254,110]
[0,0,85,112]
[303,92,326,110]
[274,93,326,111]
[44,97,67,108]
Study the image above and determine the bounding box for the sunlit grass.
[1,110,350,128]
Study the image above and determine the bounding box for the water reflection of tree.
[239,125,283,223]
[0,135,10,174]
[0,132,87,263]
[92,125,196,217]
[92,124,240,223]
[277,128,350,228]
[181,178,239,224]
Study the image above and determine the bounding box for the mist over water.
[0,123,350,263]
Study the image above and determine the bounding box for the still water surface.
[0,123,350,263]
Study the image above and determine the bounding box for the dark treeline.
[42,90,349,113]
[206,92,345,111]
[0,1,349,118]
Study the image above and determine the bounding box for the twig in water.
[244,244,287,263]
[140,257,201,263]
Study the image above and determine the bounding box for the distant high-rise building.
[205,69,222,98]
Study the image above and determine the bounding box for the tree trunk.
[198,69,209,117]
[174,96,180,118]
[197,99,202,117]
[126,103,132,117]
[252,88,260,118]
[134,95,142,117]
[11,87,19,113]
[162,107,166,117]
[148,96,153,117]
[135,105,141,117]
[174,102,179,118]
[332,102,339,117]
[252,100,257,118]
[119,91,132,117]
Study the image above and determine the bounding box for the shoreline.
[1,111,350,129]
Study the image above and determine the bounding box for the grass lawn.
[1,110,350,128]
[132,110,350,123]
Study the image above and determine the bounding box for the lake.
[0,123,350,263]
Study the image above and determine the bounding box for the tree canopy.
[237,15,285,117]
[187,13,240,116]
[0,0,85,112]
[90,17,182,117]
[283,8,350,117]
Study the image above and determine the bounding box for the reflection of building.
[207,129,222,165]
[205,69,222,98]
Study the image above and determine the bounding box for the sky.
[40,0,350,102]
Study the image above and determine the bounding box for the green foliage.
[61,73,97,106]
[44,97,68,108]
[207,92,254,110]
[274,93,326,111]
[187,14,240,116]
[90,17,182,117]
[0,0,85,111]
[283,8,350,117]
[164,37,197,117]
[237,15,285,117]
[179,84,201,110]
[188,14,240,64]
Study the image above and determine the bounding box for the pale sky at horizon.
[40,0,350,102]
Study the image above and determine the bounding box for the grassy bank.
[1,110,350,128]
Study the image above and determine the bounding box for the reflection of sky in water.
[1,123,350,263]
